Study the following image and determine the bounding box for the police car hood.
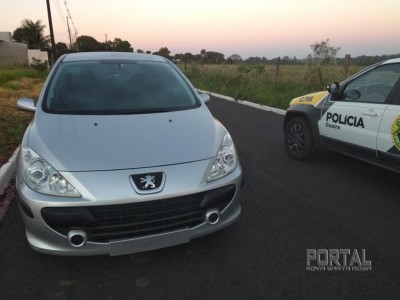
[289,91,329,107]
[28,106,224,172]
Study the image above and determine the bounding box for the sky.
[1,0,400,59]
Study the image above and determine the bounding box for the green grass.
[0,67,47,89]
[0,68,45,165]
[181,63,364,109]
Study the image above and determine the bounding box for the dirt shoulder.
[0,178,16,224]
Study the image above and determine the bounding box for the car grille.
[42,185,235,243]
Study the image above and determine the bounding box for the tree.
[13,19,48,49]
[199,49,207,64]
[194,54,202,62]
[136,49,144,53]
[12,27,26,43]
[157,47,171,59]
[98,40,114,51]
[55,42,69,55]
[174,53,183,60]
[204,51,225,64]
[113,38,133,52]
[307,39,341,88]
[182,52,194,63]
[76,35,100,52]
[310,38,341,65]
[227,54,242,63]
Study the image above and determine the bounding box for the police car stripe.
[319,94,333,119]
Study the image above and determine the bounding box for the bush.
[30,58,48,75]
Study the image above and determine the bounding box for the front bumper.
[16,159,242,256]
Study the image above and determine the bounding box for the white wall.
[0,32,12,41]
[28,49,48,65]
[0,40,28,66]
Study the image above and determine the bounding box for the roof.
[62,52,167,62]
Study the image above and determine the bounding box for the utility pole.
[46,0,56,65]
[105,34,107,51]
[66,16,72,49]
[75,30,79,52]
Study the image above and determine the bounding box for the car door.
[319,63,400,158]
[376,68,400,169]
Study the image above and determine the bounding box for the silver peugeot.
[16,52,242,256]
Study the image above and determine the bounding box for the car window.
[342,64,400,104]
[43,60,199,114]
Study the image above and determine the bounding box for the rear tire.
[284,117,315,160]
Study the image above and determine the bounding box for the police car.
[284,58,400,172]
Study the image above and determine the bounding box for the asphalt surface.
[1,96,400,299]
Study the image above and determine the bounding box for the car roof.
[61,52,168,63]
[382,58,400,64]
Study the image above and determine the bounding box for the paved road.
[1,97,400,299]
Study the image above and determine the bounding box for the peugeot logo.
[130,172,165,194]
[140,175,156,189]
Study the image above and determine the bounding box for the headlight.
[21,146,81,197]
[207,132,238,182]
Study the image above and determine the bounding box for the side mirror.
[327,82,340,95]
[199,93,210,104]
[17,98,36,112]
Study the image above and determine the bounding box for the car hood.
[289,91,329,107]
[28,106,223,172]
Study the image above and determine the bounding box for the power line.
[64,0,78,39]
[52,0,66,25]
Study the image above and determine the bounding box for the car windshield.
[42,60,199,114]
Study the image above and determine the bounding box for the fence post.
[307,61,311,81]
[274,57,281,84]
[343,54,351,78]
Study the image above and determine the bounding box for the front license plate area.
[109,228,190,256]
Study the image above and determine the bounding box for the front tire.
[284,117,314,160]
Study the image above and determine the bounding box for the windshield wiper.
[119,108,173,114]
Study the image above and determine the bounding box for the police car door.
[376,63,400,168]
[319,64,396,156]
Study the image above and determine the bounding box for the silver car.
[16,52,242,256]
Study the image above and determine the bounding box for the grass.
[0,67,43,88]
[180,63,364,108]
[0,68,45,165]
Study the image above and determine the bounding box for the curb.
[198,89,287,116]
[0,147,19,196]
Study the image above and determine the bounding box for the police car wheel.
[284,117,314,160]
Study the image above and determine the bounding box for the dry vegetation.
[0,74,44,165]
[181,63,363,108]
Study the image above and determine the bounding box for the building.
[0,31,29,66]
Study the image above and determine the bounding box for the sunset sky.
[1,0,399,59]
